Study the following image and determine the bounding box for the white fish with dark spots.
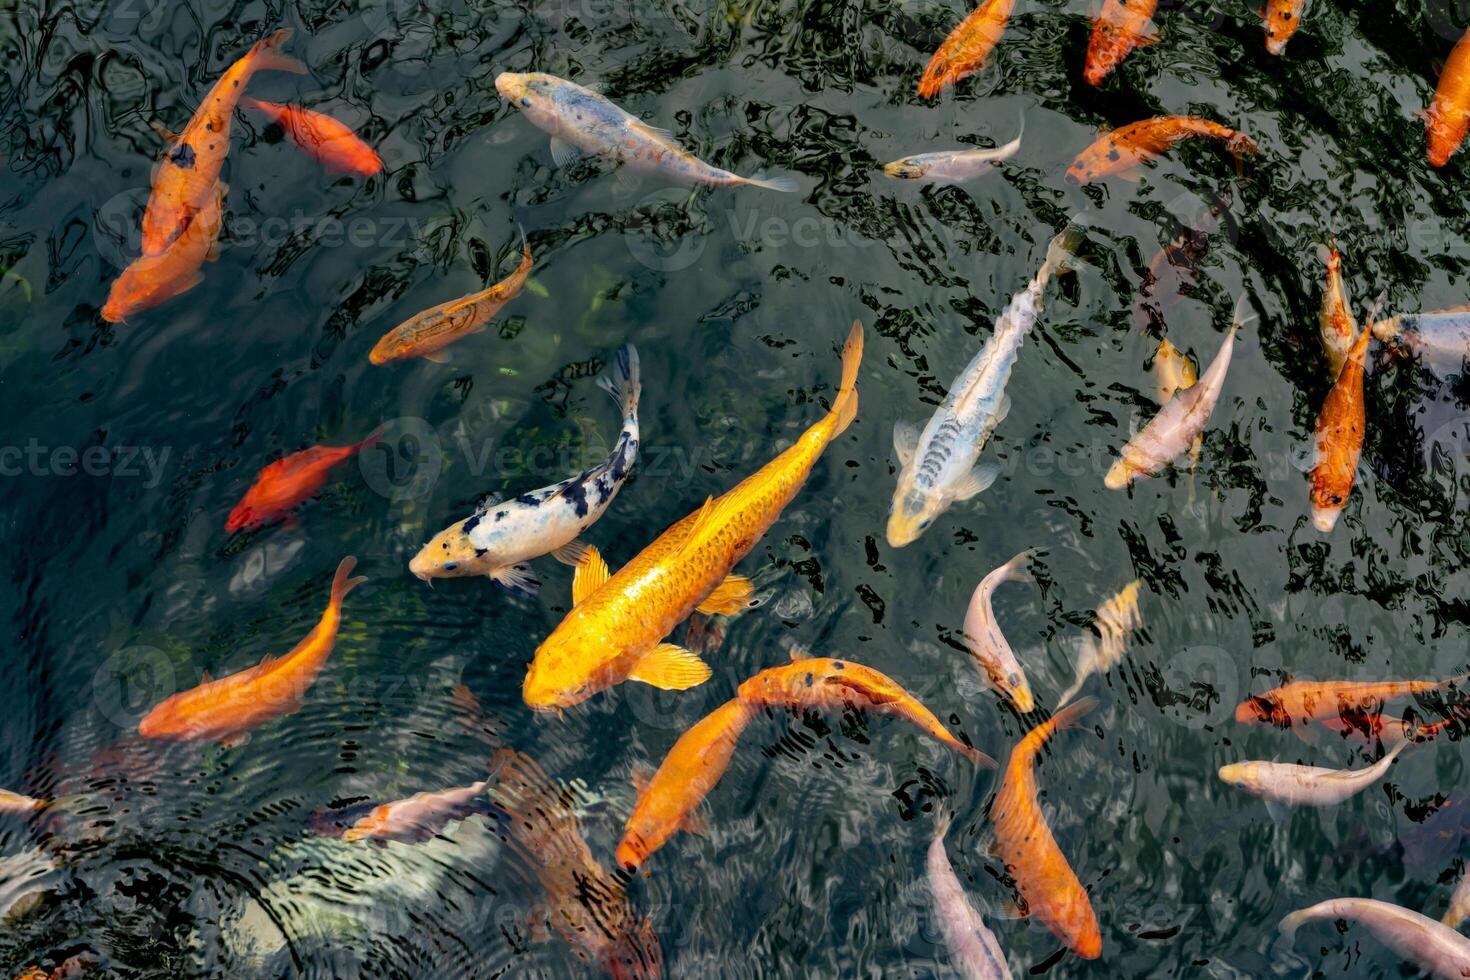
[887,224,1085,547]
[495,72,798,191]
[926,812,1012,979]
[1279,897,1470,978]
[409,346,641,596]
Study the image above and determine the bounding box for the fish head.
[1103,459,1135,490]
[1216,761,1261,792]
[885,487,944,547]
[224,502,256,533]
[522,636,599,710]
[1309,486,1346,532]
[136,700,178,739]
[1064,158,1090,184]
[882,158,928,180]
[409,520,486,580]
[367,334,403,366]
[496,72,564,132]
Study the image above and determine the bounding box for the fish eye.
[919,518,931,529]
[443,561,458,571]
[520,98,531,107]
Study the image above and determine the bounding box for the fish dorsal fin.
[677,495,729,555]
[473,493,503,514]
[627,117,673,143]
[893,421,920,466]
[827,674,895,705]
[626,644,711,690]
[255,653,278,671]
[149,120,180,144]
[789,645,812,662]
[631,764,654,797]
[200,668,213,683]
[572,545,610,605]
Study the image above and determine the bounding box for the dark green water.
[3,0,1470,976]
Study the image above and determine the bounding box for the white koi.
[1372,306,1470,373]
[883,114,1023,184]
[962,549,1037,712]
[1218,739,1409,808]
[927,812,1013,979]
[1280,897,1470,977]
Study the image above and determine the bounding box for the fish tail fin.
[932,808,954,840]
[1227,132,1259,176]
[828,320,864,437]
[331,556,368,604]
[354,425,386,454]
[1040,219,1087,281]
[597,344,641,421]
[742,171,800,193]
[1044,695,1099,741]
[999,547,1038,583]
[240,96,269,114]
[250,29,307,75]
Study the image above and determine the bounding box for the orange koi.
[1083,0,1159,86]
[243,98,382,176]
[369,237,532,365]
[990,697,1102,960]
[226,427,382,533]
[1308,322,1370,532]
[1427,26,1470,167]
[917,0,1017,99]
[522,322,863,710]
[736,653,993,766]
[1065,116,1257,183]
[137,557,365,745]
[1263,0,1305,54]
[1318,242,1358,378]
[140,29,304,256]
[616,698,754,871]
[1235,673,1468,727]
[102,183,224,323]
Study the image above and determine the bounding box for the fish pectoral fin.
[680,808,710,837]
[149,120,180,144]
[627,118,673,143]
[571,545,610,605]
[952,463,1000,501]
[1136,27,1161,45]
[994,896,1029,921]
[220,732,251,749]
[549,137,581,168]
[994,393,1012,424]
[893,420,920,466]
[695,574,755,616]
[551,539,590,567]
[491,563,542,598]
[421,350,450,364]
[788,644,813,662]
[631,764,655,797]
[1263,798,1290,824]
[626,644,711,691]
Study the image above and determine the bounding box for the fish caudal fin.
[250,29,307,75]
[354,425,386,455]
[331,556,368,604]
[597,344,642,421]
[742,171,800,193]
[829,320,865,437]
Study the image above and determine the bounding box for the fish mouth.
[494,72,525,101]
[882,163,920,179]
[1064,170,1083,185]
[1103,462,1132,490]
[1311,507,1341,533]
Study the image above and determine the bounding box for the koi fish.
[1153,338,1197,403]
[1427,27,1470,168]
[409,346,639,595]
[1371,306,1470,372]
[1133,192,1230,334]
[492,750,664,977]
[522,322,862,710]
[1065,117,1257,183]
[882,115,1023,184]
[137,557,365,745]
[615,698,754,870]
[735,653,994,766]
[1446,874,1470,929]
[369,234,532,365]
[1083,0,1159,86]
[1217,740,1410,808]
[917,0,1017,99]
[0,789,45,814]
[1280,898,1470,975]
[990,697,1102,960]
[341,779,491,843]
[962,549,1037,712]
[888,227,1083,546]
[1262,0,1305,55]
[495,72,797,192]
[1318,242,1358,378]
[140,29,304,256]
[226,427,382,532]
[927,812,1012,979]
[1056,580,1143,707]
[1235,673,1469,727]
[242,98,382,177]
[102,183,224,323]
[1308,322,1371,533]
[1105,296,1247,489]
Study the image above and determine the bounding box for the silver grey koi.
[883,113,1023,184]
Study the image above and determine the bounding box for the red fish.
[226,427,382,533]
[243,98,382,177]
[1084,0,1159,85]
[1427,26,1470,167]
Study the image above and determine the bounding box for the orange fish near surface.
[369,237,532,365]
[522,322,863,710]
[1308,323,1371,533]
[140,29,304,256]
[1318,242,1358,378]
[736,653,993,766]
[137,557,365,746]
[1235,673,1469,727]
[243,98,383,177]
[1066,116,1258,183]
[1262,0,1305,54]
[917,0,1017,98]
[616,698,755,871]
[990,697,1102,960]
[226,427,383,532]
[1427,27,1470,167]
[1083,0,1159,86]
[102,183,225,323]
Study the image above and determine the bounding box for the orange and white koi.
[1427,27,1470,168]
[137,557,365,745]
[522,323,863,710]
[990,698,1102,960]
[1084,0,1159,86]
[736,653,994,766]
[242,98,382,177]
[342,779,491,843]
[917,0,1017,99]
[140,29,304,256]
[1066,116,1257,183]
[1262,0,1305,55]
[103,183,225,323]
[369,234,532,365]
[1308,322,1371,533]
[1319,242,1358,378]
[1235,673,1469,727]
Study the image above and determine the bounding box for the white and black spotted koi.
[409,346,641,596]
[886,225,1084,547]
